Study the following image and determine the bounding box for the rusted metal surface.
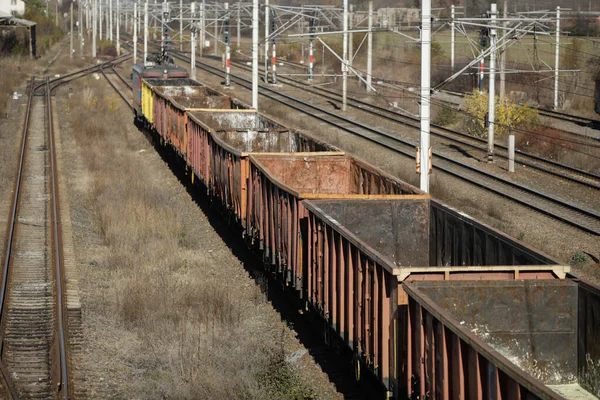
[246,154,425,292]
[304,200,430,268]
[577,280,600,398]
[403,279,600,399]
[300,197,569,398]
[430,201,559,267]
[186,111,336,226]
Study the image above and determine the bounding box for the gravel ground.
[183,55,600,284]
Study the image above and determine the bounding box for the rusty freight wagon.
[143,79,207,142]
[152,86,250,157]
[131,62,189,120]
[404,279,600,399]
[245,154,427,294]
[186,111,338,224]
[137,77,201,125]
[301,198,570,399]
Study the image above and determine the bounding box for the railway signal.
[224,2,231,87]
[270,9,277,84]
[308,17,315,81]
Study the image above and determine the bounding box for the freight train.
[131,62,600,400]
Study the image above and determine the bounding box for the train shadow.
[134,121,387,400]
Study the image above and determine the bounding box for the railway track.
[0,56,130,399]
[120,39,600,236]
[0,77,68,399]
[234,60,600,190]
[270,58,600,133]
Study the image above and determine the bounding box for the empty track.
[0,57,130,399]
[0,78,68,399]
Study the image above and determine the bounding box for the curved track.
[0,77,68,399]
[0,56,131,399]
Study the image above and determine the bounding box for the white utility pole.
[252,0,258,109]
[200,0,205,57]
[487,3,497,162]
[116,0,120,54]
[419,0,432,192]
[92,0,97,58]
[179,0,183,51]
[271,9,277,84]
[225,2,231,87]
[70,2,73,59]
[264,0,269,79]
[79,0,83,56]
[191,2,197,80]
[133,2,137,63]
[500,0,506,100]
[237,1,240,47]
[508,107,515,172]
[342,0,348,111]
[348,4,353,67]
[214,3,218,55]
[308,17,314,81]
[450,4,455,70]
[144,1,148,64]
[153,0,157,40]
[109,0,113,41]
[554,6,560,110]
[366,0,373,92]
[99,0,103,40]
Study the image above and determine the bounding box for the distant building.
[0,0,25,16]
[377,8,420,28]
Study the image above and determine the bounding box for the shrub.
[463,90,539,138]
[434,104,458,127]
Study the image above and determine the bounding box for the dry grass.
[66,79,315,399]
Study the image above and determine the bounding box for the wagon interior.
[169,94,234,110]
[306,199,430,267]
[146,78,202,88]
[193,111,284,130]
[212,130,332,153]
[251,154,418,196]
[408,280,600,399]
[150,82,207,98]
[304,199,565,271]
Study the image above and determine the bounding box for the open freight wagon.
[403,279,600,399]
[245,153,427,292]
[152,84,252,156]
[301,198,571,399]
[186,111,339,225]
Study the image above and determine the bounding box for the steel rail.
[33,54,131,94]
[101,65,134,109]
[437,88,600,134]
[231,59,600,188]
[130,42,599,235]
[46,78,69,400]
[0,57,130,400]
[0,77,35,400]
